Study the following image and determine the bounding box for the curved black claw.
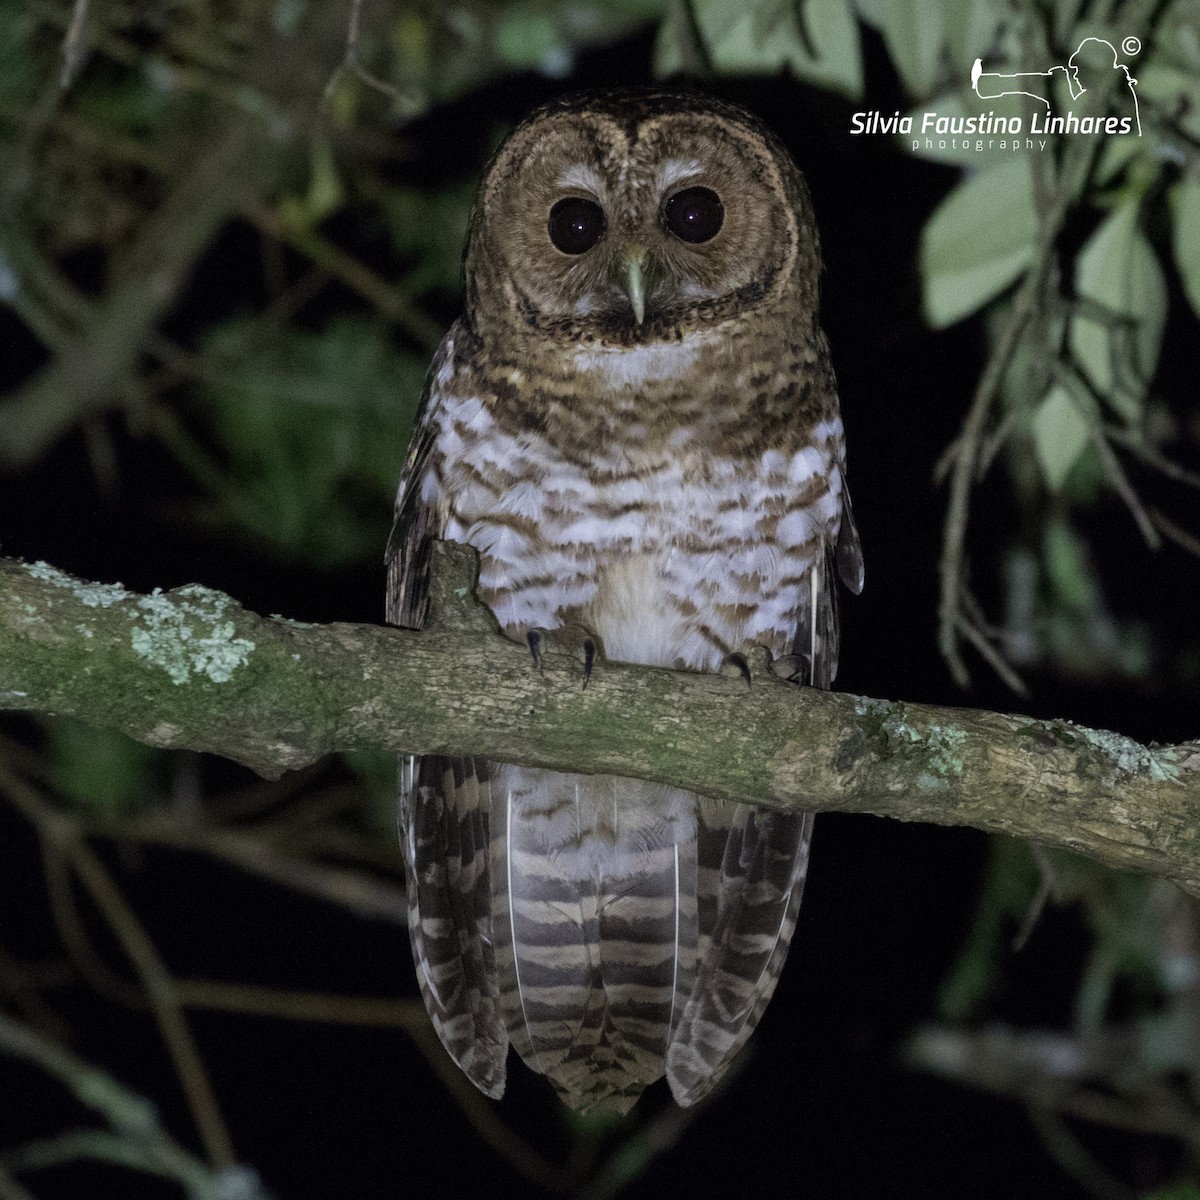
[719,652,752,687]
[527,625,600,688]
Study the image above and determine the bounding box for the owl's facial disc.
[475,102,809,340]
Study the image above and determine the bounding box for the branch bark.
[2,544,1199,893]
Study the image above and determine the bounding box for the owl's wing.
[667,464,862,1106]
[385,330,509,1098]
[385,347,448,630]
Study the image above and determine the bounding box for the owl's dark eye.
[548,197,606,255]
[663,187,724,244]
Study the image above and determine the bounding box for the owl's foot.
[527,625,601,688]
[720,647,806,688]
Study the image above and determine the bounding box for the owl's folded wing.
[667,472,860,1104]
[386,331,509,1097]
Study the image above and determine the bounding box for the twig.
[249,205,443,350]
[1012,845,1057,952]
[1105,425,1200,490]
[0,1011,270,1198]
[0,1163,39,1200]
[171,980,424,1027]
[59,0,91,88]
[41,839,145,1008]
[1090,428,1161,549]
[1026,1103,1136,1200]
[0,770,236,1169]
[956,613,1030,697]
[936,0,1159,686]
[1149,509,1200,560]
[322,0,419,113]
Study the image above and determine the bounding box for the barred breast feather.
[387,321,862,1114]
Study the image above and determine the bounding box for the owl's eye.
[548,197,606,255]
[663,187,724,244]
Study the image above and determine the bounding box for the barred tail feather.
[400,755,507,1097]
[666,805,814,1106]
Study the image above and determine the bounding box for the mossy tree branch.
[2,543,1199,893]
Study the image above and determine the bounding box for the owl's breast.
[434,389,845,670]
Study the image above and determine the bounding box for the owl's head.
[462,89,822,345]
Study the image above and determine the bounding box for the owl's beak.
[621,249,647,325]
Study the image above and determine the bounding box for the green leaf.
[495,4,562,70]
[48,720,160,817]
[941,0,1002,67]
[1043,517,1098,613]
[919,157,1036,327]
[880,0,943,97]
[1069,203,1167,424]
[1142,1181,1200,1200]
[1171,175,1200,322]
[199,317,428,566]
[658,0,862,99]
[1032,385,1092,491]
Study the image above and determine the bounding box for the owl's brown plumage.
[387,88,863,1114]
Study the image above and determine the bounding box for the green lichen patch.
[1076,725,1180,784]
[856,699,966,782]
[129,586,255,685]
[27,561,131,607]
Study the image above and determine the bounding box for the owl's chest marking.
[431,373,844,670]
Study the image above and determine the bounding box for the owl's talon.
[719,652,752,687]
[527,628,548,672]
[770,653,808,685]
[526,626,600,688]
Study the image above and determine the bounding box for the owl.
[386,88,863,1115]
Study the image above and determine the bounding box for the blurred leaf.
[919,157,1036,327]
[382,183,475,297]
[496,4,563,70]
[657,0,863,99]
[280,138,346,230]
[199,317,427,566]
[1031,385,1092,492]
[341,748,402,835]
[942,0,1003,67]
[1043,516,1098,612]
[1143,1180,1200,1200]
[1170,175,1200,321]
[880,0,942,97]
[48,719,160,817]
[938,837,1040,1021]
[1069,202,1167,424]
[1137,62,1200,140]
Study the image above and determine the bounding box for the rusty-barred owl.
[386,88,863,1114]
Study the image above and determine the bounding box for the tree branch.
[2,544,1199,893]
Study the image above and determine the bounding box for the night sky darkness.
[2,25,1198,1200]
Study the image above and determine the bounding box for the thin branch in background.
[1090,428,1161,549]
[1150,509,1200,560]
[1026,1103,1137,1200]
[41,839,145,1009]
[249,205,443,349]
[0,1164,39,1200]
[1013,845,1059,952]
[323,0,420,115]
[0,944,71,1041]
[956,613,1030,697]
[0,1011,270,1199]
[1106,425,1200,489]
[936,0,1159,688]
[58,0,91,88]
[1,769,235,1169]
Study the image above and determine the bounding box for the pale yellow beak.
[621,249,647,325]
